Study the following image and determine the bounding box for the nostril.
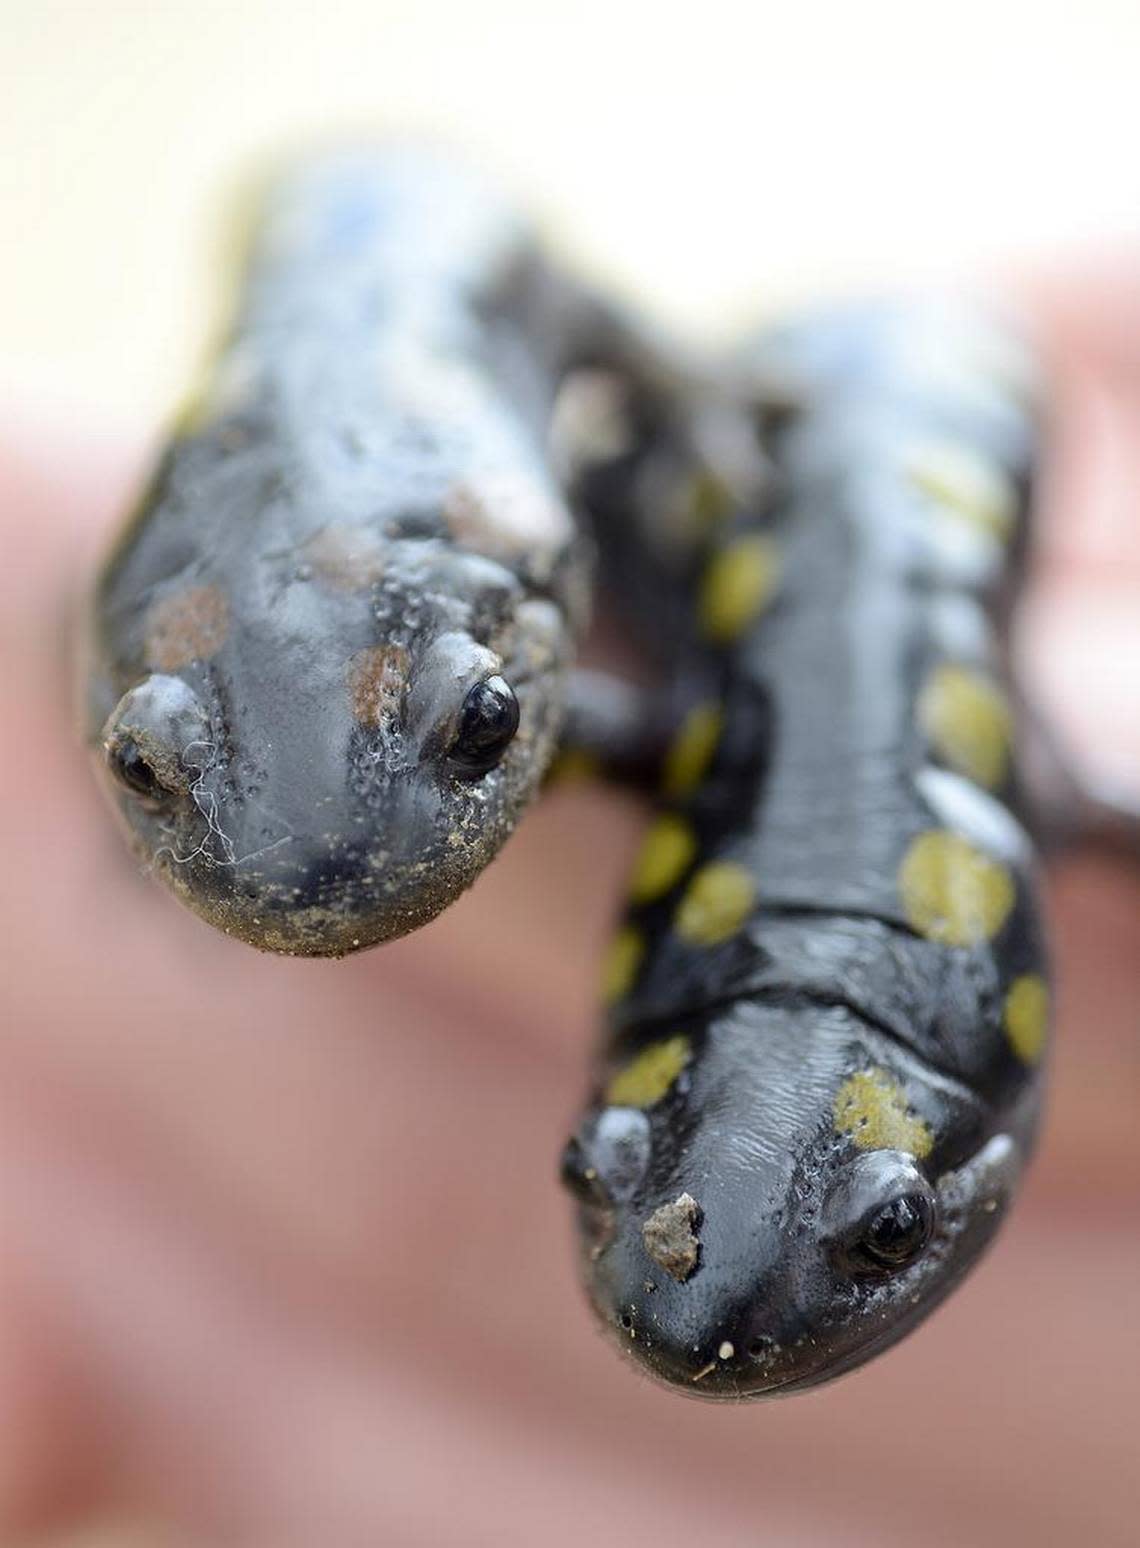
[618,1311,634,1333]
[748,1336,775,1361]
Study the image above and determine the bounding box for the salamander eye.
[105,734,172,803]
[449,675,520,777]
[850,1191,935,1274]
[824,1150,937,1278]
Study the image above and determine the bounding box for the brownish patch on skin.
[145,584,230,671]
[302,523,387,592]
[642,1192,702,1282]
[348,644,410,728]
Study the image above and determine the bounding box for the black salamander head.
[562,1000,1025,1398]
[95,535,569,955]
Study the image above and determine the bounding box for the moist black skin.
[562,298,1051,1398]
[84,148,712,956]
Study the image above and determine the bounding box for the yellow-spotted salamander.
[84,149,712,955]
[561,298,1052,1397]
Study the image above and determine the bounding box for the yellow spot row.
[601,860,757,1005]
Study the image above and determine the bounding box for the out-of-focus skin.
[84,150,593,958]
[1,275,1138,1546]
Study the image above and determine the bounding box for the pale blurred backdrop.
[5,0,1140,422]
[2,6,1140,1548]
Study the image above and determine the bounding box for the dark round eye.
[105,735,172,804]
[852,1191,935,1273]
[450,675,519,776]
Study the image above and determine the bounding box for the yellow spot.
[898,830,1015,947]
[606,1034,692,1108]
[834,1070,933,1159]
[546,747,602,786]
[1003,975,1050,1065]
[674,861,757,946]
[629,815,698,904]
[907,441,1017,542]
[600,926,645,1005]
[662,701,723,799]
[918,664,1012,790]
[698,535,780,644]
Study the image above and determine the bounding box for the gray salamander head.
[562,1001,1027,1398]
[91,526,572,954]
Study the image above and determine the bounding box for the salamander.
[83,148,713,956]
[561,297,1052,1397]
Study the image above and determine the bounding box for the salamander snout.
[564,1016,1024,1399]
[571,1143,954,1397]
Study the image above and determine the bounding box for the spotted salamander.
[562,297,1052,1397]
[84,148,709,955]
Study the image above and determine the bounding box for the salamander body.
[562,299,1051,1397]
[85,150,665,955]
